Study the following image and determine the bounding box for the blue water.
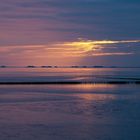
[0,68,140,139]
[0,68,140,83]
[0,84,140,140]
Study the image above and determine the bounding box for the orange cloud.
[0,39,139,65]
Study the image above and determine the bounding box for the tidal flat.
[0,84,140,140]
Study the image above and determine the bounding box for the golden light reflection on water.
[66,84,118,102]
[74,84,117,92]
[76,93,116,101]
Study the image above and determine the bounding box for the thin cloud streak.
[92,52,134,56]
[0,39,138,57]
[0,38,139,66]
[51,39,140,54]
[56,39,140,46]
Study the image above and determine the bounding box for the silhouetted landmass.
[82,66,88,68]
[0,65,6,68]
[0,65,140,68]
[41,66,52,68]
[93,66,104,68]
[54,66,58,68]
[27,66,36,68]
[71,66,79,68]
[0,81,139,85]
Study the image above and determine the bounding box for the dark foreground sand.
[0,84,140,140]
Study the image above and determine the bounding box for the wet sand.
[0,84,140,140]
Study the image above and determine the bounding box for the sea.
[0,67,140,140]
[0,67,140,83]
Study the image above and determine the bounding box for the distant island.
[0,65,140,68]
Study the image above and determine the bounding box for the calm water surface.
[0,68,140,82]
[0,68,140,140]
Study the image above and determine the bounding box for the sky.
[0,0,140,66]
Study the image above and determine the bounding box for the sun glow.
[0,39,139,65]
[54,39,140,54]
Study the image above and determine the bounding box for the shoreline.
[0,81,140,85]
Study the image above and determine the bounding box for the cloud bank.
[0,0,139,66]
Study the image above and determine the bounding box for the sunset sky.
[0,0,140,66]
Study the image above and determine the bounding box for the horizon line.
[0,65,140,68]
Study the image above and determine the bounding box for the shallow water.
[0,68,140,83]
[0,84,140,140]
[0,68,140,139]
